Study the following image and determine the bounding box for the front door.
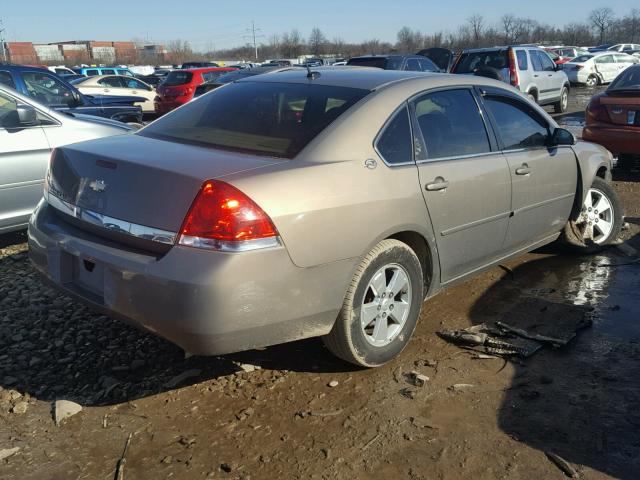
[480,91,577,251]
[0,91,50,232]
[411,88,512,283]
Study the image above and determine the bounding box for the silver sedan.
[0,85,132,233]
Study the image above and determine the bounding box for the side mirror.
[549,127,576,147]
[16,104,38,126]
[68,91,82,107]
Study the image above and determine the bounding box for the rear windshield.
[139,82,369,158]
[163,71,193,86]
[454,50,509,73]
[348,57,400,69]
[609,66,640,90]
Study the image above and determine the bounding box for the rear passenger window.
[413,89,490,160]
[484,97,549,150]
[0,71,16,89]
[86,69,99,76]
[516,51,528,70]
[539,52,556,71]
[530,51,543,71]
[376,106,413,165]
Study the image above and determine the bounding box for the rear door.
[411,87,511,283]
[97,76,126,95]
[0,90,50,232]
[594,55,617,82]
[538,50,565,97]
[479,89,577,251]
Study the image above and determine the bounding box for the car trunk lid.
[600,92,640,126]
[47,134,281,244]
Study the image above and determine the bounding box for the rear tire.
[323,240,424,367]
[560,177,622,253]
[586,75,599,87]
[553,86,569,113]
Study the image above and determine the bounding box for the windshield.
[163,71,193,86]
[609,66,640,90]
[453,50,508,73]
[139,82,369,159]
[571,55,593,63]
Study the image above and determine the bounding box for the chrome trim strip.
[46,193,178,245]
[440,211,511,236]
[178,235,283,252]
[416,150,498,164]
[513,193,575,215]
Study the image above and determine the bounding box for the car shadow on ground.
[0,237,356,408]
[467,235,640,479]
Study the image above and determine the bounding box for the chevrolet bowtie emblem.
[89,180,107,192]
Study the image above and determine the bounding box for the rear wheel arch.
[527,88,538,101]
[387,231,435,296]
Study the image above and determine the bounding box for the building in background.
[1,40,166,65]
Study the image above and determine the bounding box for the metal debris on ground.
[114,433,133,480]
[438,298,593,358]
[545,451,579,478]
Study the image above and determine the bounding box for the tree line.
[165,7,639,63]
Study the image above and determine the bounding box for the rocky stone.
[11,401,29,414]
[0,447,20,461]
[328,380,339,388]
[54,400,83,425]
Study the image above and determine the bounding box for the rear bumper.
[28,200,354,355]
[154,98,184,114]
[583,123,640,155]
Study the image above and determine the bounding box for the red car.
[583,64,640,165]
[154,67,236,115]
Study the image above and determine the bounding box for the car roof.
[0,63,52,73]
[235,66,486,90]
[171,67,236,74]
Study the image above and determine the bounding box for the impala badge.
[89,180,107,192]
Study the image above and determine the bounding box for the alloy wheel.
[360,263,412,347]
[576,188,615,244]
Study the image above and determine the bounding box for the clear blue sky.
[1,0,637,50]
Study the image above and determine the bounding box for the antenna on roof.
[306,63,320,80]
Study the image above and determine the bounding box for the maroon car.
[583,65,640,168]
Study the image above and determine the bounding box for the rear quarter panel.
[221,82,440,274]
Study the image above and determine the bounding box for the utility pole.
[0,19,7,63]
[244,21,264,61]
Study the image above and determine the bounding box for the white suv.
[452,46,570,113]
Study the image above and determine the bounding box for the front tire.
[561,177,622,253]
[323,239,424,367]
[554,86,569,113]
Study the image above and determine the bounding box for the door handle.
[425,177,449,191]
[103,88,110,92]
[131,90,137,94]
[515,164,531,175]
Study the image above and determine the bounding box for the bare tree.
[308,27,327,56]
[166,39,194,65]
[467,14,485,47]
[281,29,303,58]
[590,7,615,44]
[623,9,640,42]
[501,14,517,44]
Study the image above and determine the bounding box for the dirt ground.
[1,87,639,480]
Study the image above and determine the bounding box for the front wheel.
[560,177,622,252]
[554,86,569,113]
[586,75,599,87]
[323,239,424,367]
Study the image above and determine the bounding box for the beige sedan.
[73,75,156,113]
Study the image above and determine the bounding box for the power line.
[243,20,265,61]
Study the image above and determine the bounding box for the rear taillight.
[575,65,584,70]
[178,180,280,252]
[508,49,519,87]
[586,94,610,124]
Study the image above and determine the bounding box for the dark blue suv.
[0,64,143,123]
